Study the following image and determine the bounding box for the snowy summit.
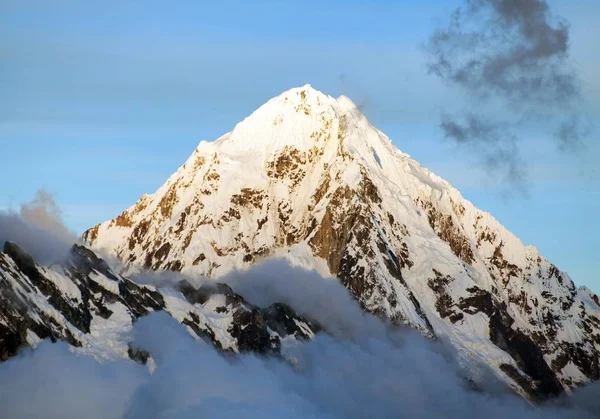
[77,85,600,399]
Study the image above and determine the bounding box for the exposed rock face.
[176,280,316,354]
[0,242,317,363]
[82,85,599,400]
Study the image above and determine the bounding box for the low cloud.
[0,189,78,264]
[222,258,385,340]
[0,310,597,419]
[0,258,598,418]
[19,189,76,244]
[0,341,145,419]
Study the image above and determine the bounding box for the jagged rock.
[0,242,318,364]
[230,307,279,354]
[69,244,120,281]
[127,343,151,365]
[261,303,318,340]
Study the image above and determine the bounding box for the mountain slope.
[84,85,600,399]
[0,241,316,363]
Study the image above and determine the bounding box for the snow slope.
[84,85,600,400]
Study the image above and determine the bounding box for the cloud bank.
[0,258,598,418]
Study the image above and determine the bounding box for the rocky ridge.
[0,241,316,364]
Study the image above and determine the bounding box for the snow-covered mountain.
[0,241,316,364]
[80,85,599,400]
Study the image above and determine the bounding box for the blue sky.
[0,0,598,291]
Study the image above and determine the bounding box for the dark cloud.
[427,0,589,187]
[554,115,591,152]
[440,114,527,189]
[428,0,576,107]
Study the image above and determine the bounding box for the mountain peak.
[83,85,600,398]
[275,84,359,110]
[193,84,362,162]
[190,85,393,180]
[277,83,327,99]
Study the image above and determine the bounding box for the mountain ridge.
[0,240,317,363]
[82,85,599,399]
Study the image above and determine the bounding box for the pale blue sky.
[0,1,598,291]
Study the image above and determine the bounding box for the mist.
[0,257,598,418]
[223,258,387,340]
[0,189,78,264]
